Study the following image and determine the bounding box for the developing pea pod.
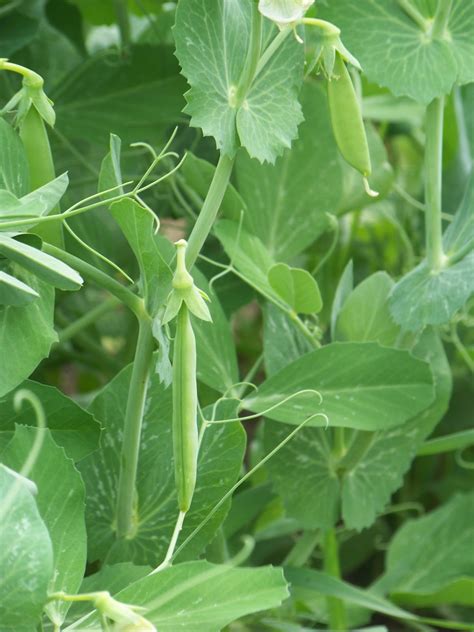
[163,240,212,513]
[327,52,377,197]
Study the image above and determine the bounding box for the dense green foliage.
[0,1,473,630]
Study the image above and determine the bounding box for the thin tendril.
[207,389,324,425]
[165,410,329,566]
[63,220,134,283]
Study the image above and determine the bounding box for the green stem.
[185,153,235,270]
[424,96,446,271]
[417,429,474,457]
[236,1,262,103]
[113,0,132,49]
[43,244,143,317]
[58,296,121,343]
[255,26,292,78]
[115,316,154,538]
[323,529,347,631]
[332,427,346,460]
[396,0,428,30]
[339,431,375,471]
[284,530,320,567]
[431,0,453,38]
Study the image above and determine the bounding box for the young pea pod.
[163,240,212,513]
[328,53,376,195]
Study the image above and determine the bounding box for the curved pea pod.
[328,53,372,181]
[0,234,83,291]
[0,270,39,306]
[173,303,199,512]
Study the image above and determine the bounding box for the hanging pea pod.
[327,52,377,197]
[163,240,212,513]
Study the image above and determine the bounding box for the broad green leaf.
[268,263,322,314]
[180,152,248,222]
[389,253,474,331]
[320,0,473,104]
[264,329,451,530]
[2,427,87,628]
[263,304,313,376]
[335,271,400,345]
[53,45,186,145]
[0,380,100,461]
[98,134,124,198]
[174,0,304,162]
[0,234,83,290]
[0,271,56,397]
[0,464,53,631]
[235,82,341,259]
[193,270,239,393]
[375,493,474,606]
[79,368,245,566]
[0,0,43,56]
[110,198,172,315]
[65,561,289,631]
[0,118,29,196]
[0,270,39,306]
[245,342,435,430]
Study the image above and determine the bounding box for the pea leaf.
[235,81,341,259]
[443,171,474,257]
[335,271,400,345]
[375,493,474,606]
[0,270,39,306]
[0,464,53,631]
[264,329,451,530]
[330,260,353,340]
[263,304,313,376]
[389,254,474,331]
[0,234,83,290]
[174,0,304,162]
[109,198,172,316]
[0,272,57,398]
[245,341,435,431]
[320,0,474,104]
[268,263,322,314]
[0,118,29,196]
[0,380,100,461]
[65,561,289,632]
[2,427,87,629]
[53,45,186,145]
[79,368,245,566]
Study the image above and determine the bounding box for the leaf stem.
[431,0,453,39]
[113,0,132,49]
[424,96,447,271]
[58,296,121,343]
[417,428,474,456]
[339,431,375,471]
[255,26,292,79]
[43,244,143,317]
[396,0,428,31]
[236,1,262,103]
[323,528,347,631]
[115,316,154,539]
[283,530,320,567]
[185,153,235,270]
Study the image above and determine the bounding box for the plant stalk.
[236,1,262,103]
[115,316,154,539]
[43,244,143,317]
[323,528,347,631]
[431,0,453,39]
[424,96,446,271]
[113,0,132,50]
[185,153,235,270]
[58,296,121,343]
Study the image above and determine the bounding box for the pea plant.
[0,0,473,630]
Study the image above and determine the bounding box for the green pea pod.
[19,106,64,247]
[328,53,372,180]
[173,302,199,513]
